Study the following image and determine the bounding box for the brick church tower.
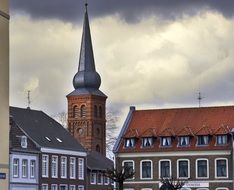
[67,4,107,156]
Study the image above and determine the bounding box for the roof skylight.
[56,137,62,143]
[45,136,51,142]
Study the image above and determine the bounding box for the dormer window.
[125,138,135,148]
[21,136,27,148]
[216,135,228,145]
[161,137,171,147]
[178,136,190,146]
[197,135,209,146]
[142,137,153,147]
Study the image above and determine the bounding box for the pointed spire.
[73,3,101,90]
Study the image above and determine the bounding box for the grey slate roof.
[87,151,113,171]
[72,5,102,91]
[10,107,86,152]
[67,88,107,97]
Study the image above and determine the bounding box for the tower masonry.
[67,4,107,156]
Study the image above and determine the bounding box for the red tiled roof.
[123,128,139,138]
[118,106,234,153]
[141,128,157,137]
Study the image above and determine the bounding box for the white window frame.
[21,136,28,148]
[160,137,172,147]
[59,184,68,190]
[216,135,228,145]
[22,159,28,178]
[13,158,19,178]
[61,156,67,178]
[90,172,96,184]
[215,188,228,190]
[140,160,153,180]
[141,189,153,190]
[70,157,76,179]
[177,159,190,179]
[125,138,135,148]
[178,136,190,147]
[215,158,228,179]
[42,184,48,190]
[78,185,84,190]
[196,158,209,179]
[69,185,76,190]
[42,154,49,177]
[51,155,58,178]
[30,160,36,178]
[104,175,110,185]
[122,160,135,180]
[142,137,153,147]
[159,159,171,179]
[97,173,103,185]
[78,158,84,180]
[51,184,58,190]
[197,135,209,146]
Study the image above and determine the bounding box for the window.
[122,160,134,179]
[42,154,49,177]
[51,156,58,178]
[30,160,36,178]
[21,136,28,148]
[197,135,209,145]
[178,136,190,146]
[142,137,153,147]
[78,158,84,180]
[60,185,68,190]
[215,159,228,178]
[125,138,135,148]
[141,160,152,179]
[70,185,76,190]
[196,159,208,178]
[78,186,84,190]
[97,173,103,184]
[216,135,228,145]
[80,105,86,117]
[22,159,28,178]
[159,160,171,178]
[104,176,110,185]
[51,184,58,190]
[70,157,76,179]
[90,172,96,184]
[13,158,19,177]
[42,184,48,190]
[94,105,98,117]
[178,160,189,178]
[99,106,102,118]
[161,137,172,147]
[61,156,67,178]
[73,105,78,118]
[215,188,228,190]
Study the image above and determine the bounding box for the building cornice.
[0,10,10,20]
[41,147,87,157]
[116,150,231,158]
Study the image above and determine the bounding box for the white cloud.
[10,11,234,116]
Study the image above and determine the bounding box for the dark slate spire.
[73,3,101,90]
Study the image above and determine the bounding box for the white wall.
[0,0,9,189]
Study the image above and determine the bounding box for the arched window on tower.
[99,106,102,118]
[80,105,86,118]
[73,105,78,118]
[94,105,98,118]
[96,144,100,152]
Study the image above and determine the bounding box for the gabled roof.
[141,128,157,137]
[10,107,86,152]
[87,151,113,171]
[115,106,234,153]
[123,128,139,138]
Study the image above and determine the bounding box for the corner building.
[114,106,234,190]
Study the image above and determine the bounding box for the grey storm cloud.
[10,0,234,23]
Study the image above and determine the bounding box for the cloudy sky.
[10,0,234,124]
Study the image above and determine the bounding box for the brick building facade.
[114,106,234,190]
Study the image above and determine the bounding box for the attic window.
[56,137,62,143]
[21,136,28,148]
[45,137,51,142]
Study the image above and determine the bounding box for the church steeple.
[73,3,101,90]
[67,3,107,156]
